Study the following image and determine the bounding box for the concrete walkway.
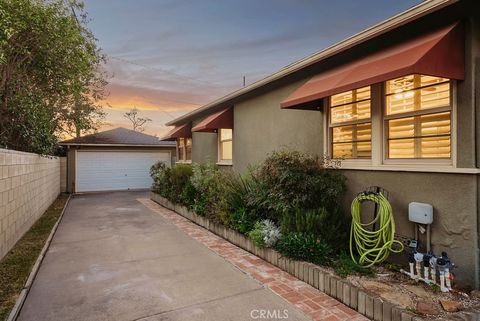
[17,191,314,321]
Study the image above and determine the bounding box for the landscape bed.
[149,150,479,321]
[151,192,480,321]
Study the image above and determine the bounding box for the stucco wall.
[341,170,478,289]
[233,79,324,172]
[191,118,218,164]
[0,149,60,260]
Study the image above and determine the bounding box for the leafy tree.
[124,107,152,132]
[63,96,106,138]
[0,0,108,154]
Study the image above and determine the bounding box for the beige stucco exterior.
[167,5,480,289]
[233,78,324,173]
[191,119,218,164]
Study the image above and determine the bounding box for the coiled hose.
[350,192,404,267]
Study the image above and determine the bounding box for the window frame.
[176,137,192,163]
[217,128,233,165]
[382,78,455,165]
[327,86,373,162]
[324,78,456,169]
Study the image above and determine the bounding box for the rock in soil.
[416,301,441,316]
[471,290,480,300]
[440,299,463,312]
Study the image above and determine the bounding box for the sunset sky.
[83,0,420,137]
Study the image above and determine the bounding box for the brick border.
[150,193,432,321]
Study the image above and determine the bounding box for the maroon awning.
[191,108,233,132]
[161,122,192,141]
[281,22,464,109]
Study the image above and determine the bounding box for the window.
[177,137,192,161]
[385,75,451,159]
[329,86,371,159]
[219,128,232,162]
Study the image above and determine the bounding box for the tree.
[124,107,152,132]
[64,96,107,138]
[0,0,108,154]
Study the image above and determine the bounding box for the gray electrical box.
[408,202,433,224]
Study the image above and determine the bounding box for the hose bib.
[350,192,404,267]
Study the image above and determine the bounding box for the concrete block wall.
[0,149,60,260]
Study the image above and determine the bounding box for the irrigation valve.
[400,244,455,292]
[423,252,432,283]
[414,252,424,281]
[429,255,437,285]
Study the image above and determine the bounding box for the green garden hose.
[350,192,404,267]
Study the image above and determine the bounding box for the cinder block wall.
[0,149,60,260]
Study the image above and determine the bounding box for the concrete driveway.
[17,191,312,321]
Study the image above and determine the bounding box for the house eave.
[59,143,176,147]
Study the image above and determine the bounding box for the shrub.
[189,163,223,219]
[281,207,349,249]
[334,252,373,277]
[276,232,332,265]
[248,220,281,248]
[150,161,170,198]
[248,222,266,247]
[180,180,197,209]
[168,164,193,204]
[252,150,346,218]
[230,207,256,234]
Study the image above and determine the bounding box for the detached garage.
[60,127,176,193]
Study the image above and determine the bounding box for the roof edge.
[166,0,457,127]
[59,143,176,147]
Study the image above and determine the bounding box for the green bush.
[248,222,266,247]
[150,161,170,198]
[252,150,347,220]
[190,163,223,219]
[168,164,193,204]
[180,180,197,209]
[334,252,373,277]
[281,207,349,249]
[229,207,256,234]
[276,232,332,265]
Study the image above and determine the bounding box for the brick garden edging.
[150,192,424,321]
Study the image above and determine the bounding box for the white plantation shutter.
[385,75,451,159]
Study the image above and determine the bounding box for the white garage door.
[77,151,170,192]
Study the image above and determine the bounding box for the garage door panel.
[77,151,170,192]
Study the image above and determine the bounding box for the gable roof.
[60,127,176,147]
[165,0,458,127]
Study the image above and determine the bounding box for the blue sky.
[83,0,421,135]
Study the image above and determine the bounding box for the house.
[162,0,480,289]
[61,127,176,193]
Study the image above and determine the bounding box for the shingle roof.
[60,127,176,146]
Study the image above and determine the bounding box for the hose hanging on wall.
[350,191,404,267]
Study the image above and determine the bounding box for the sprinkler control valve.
[414,252,423,281]
[429,255,437,285]
[423,252,433,283]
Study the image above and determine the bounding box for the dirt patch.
[346,265,480,319]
